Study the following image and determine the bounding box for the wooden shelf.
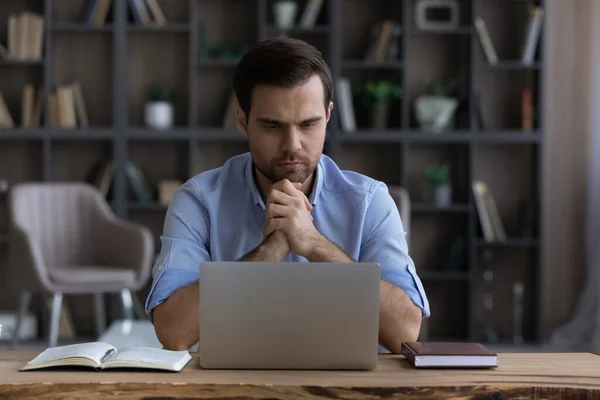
[197,59,241,68]
[410,26,473,36]
[475,238,539,248]
[0,60,43,66]
[412,203,470,213]
[126,128,246,141]
[53,23,114,32]
[483,61,541,70]
[266,25,330,35]
[341,60,404,69]
[127,24,190,33]
[337,131,541,143]
[419,271,470,281]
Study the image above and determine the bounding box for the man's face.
[239,75,332,184]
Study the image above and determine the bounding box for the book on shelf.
[364,20,401,62]
[521,6,544,65]
[474,17,498,66]
[4,12,44,61]
[20,342,191,372]
[49,82,90,128]
[336,78,356,133]
[87,160,115,198]
[298,0,325,28]
[125,161,156,203]
[0,93,15,128]
[128,0,167,26]
[472,180,506,243]
[80,0,113,26]
[521,88,533,132]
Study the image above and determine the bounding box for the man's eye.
[264,124,278,131]
[301,122,316,129]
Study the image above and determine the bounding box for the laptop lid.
[198,261,380,370]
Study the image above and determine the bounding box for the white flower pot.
[431,184,452,207]
[145,101,174,129]
[274,1,298,29]
[415,95,459,133]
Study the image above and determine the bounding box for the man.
[145,37,430,353]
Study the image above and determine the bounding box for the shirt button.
[158,264,165,272]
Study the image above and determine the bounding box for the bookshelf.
[0,0,545,343]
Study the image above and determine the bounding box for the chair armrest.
[9,225,52,292]
[96,214,155,291]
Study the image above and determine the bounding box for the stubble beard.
[254,152,320,184]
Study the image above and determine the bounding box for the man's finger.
[264,217,285,237]
[265,203,292,221]
[267,188,296,207]
[271,180,312,212]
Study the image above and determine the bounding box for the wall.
[542,0,594,340]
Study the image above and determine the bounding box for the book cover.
[401,342,497,368]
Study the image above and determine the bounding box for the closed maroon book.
[401,342,498,368]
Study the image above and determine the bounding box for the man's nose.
[280,127,302,153]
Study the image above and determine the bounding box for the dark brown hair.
[233,37,334,118]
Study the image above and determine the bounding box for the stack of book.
[48,82,89,128]
[2,12,44,61]
[472,180,506,243]
[128,0,167,26]
[0,84,44,128]
[364,20,402,62]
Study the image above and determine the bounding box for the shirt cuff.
[144,267,199,322]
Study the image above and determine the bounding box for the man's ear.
[236,102,249,137]
[326,101,334,123]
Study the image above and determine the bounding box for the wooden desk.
[1,351,600,399]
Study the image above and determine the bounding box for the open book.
[19,342,191,372]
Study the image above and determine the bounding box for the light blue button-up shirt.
[145,152,430,320]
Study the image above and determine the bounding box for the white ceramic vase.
[415,95,458,133]
[274,1,298,29]
[145,101,173,129]
[432,184,452,207]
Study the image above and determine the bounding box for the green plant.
[422,163,451,187]
[359,80,402,105]
[427,77,460,97]
[149,85,173,103]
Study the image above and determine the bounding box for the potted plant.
[359,80,402,130]
[414,77,460,133]
[145,85,174,130]
[422,162,452,207]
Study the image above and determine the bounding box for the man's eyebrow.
[300,116,322,124]
[257,118,283,124]
[256,116,323,125]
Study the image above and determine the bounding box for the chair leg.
[48,292,63,348]
[11,290,31,350]
[131,292,145,320]
[120,289,134,321]
[94,293,106,339]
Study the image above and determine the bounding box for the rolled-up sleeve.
[359,182,431,318]
[144,180,211,321]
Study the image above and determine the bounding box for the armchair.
[8,182,154,348]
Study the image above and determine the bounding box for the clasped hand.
[263,179,323,258]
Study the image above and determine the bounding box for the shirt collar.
[244,153,325,210]
[244,154,265,209]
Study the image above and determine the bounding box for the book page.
[104,347,190,368]
[26,342,115,366]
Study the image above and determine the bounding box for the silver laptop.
[198,261,380,370]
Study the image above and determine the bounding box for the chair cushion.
[49,266,137,286]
